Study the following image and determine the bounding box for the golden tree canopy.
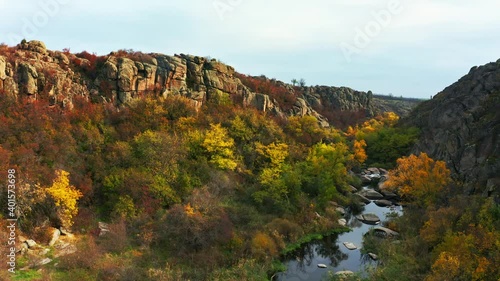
[385,153,451,207]
[46,170,83,228]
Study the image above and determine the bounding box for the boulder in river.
[335,270,354,276]
[356,213,381,224]
[338,218,347,226]
[343,242,357,250]
[359,189,384,200]
[360,175,373,184]
[380,190,398,199]
[317,264,327,268]
[374,199,393,207]
[336,207,346,216]
[368,253,379,260]
[373,226,400,238]
[354,193,371,204]
[366,167,380,174]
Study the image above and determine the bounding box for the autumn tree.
[46,170,83,229]
[202,123,238,170]
[301,142,352,205]
[252,142,299,209]
[385,153,451,207]
[352,139,367,165]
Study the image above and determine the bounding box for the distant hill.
[372,94,425,117]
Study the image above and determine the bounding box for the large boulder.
[356,213,381,224]
[359,189,384,200]
[17,63,38,95]
[374,199,393,207]
[19,40,48,55]
[373,226,400,238]
[49,228,61,246]
[354,193,371,204]
[343,242,357,250]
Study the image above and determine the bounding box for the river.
[276,186,403,281]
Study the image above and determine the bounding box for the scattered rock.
[335,270,354,276]
[349,185,358,193]
[54,243,77,258]
[26,239,37,248]
[49,228,61,246]
[35,258,52,267]
[17,242,29,253]
[338,219,347,226]
[368,253,379,260]
[18,235,28,243]
[366,167,380,174]
[39,248,50,256]
[360,175,373,184]
[343,242,357,250]
[379,168,388,175]
[380,190,398,199]
[356,213,381,225]
[336,207,346,216]
[317,264,327,268]
[374,199,393,207]
[373,226,400,237]
[98,222,110,236]
[354,193,371,204]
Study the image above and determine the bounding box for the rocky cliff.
[0,40,381,127]
[404,60,500,196]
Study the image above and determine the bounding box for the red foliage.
[74,51,106,78]
[235,73,298,111]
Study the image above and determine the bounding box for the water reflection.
[277,186,403,281]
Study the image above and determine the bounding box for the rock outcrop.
[0,40,383,127]
[404,60,500,196]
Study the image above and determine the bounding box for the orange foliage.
[353,139,367,164]
[385,153,450,206]
[251,231,278,260]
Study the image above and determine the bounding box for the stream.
[276,186,403,281]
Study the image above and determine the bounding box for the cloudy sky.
[1,0,499,98]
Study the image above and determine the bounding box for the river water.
[276,187,403,281]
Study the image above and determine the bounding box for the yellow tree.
[253,142,291,205]
[46,170,83,229]
[385,153,450,207]
[202,123,238,170]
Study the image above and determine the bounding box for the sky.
[1,0,499,99]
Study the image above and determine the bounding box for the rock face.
[0,40,383,127]
[404,60,500,195]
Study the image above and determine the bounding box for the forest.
[0,45,499,281]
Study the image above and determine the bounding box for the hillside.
[404,59,500,196]
[0,40,392,129]
[1,40,421,280]
[2,40,497,281]
[372,94,424,117]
